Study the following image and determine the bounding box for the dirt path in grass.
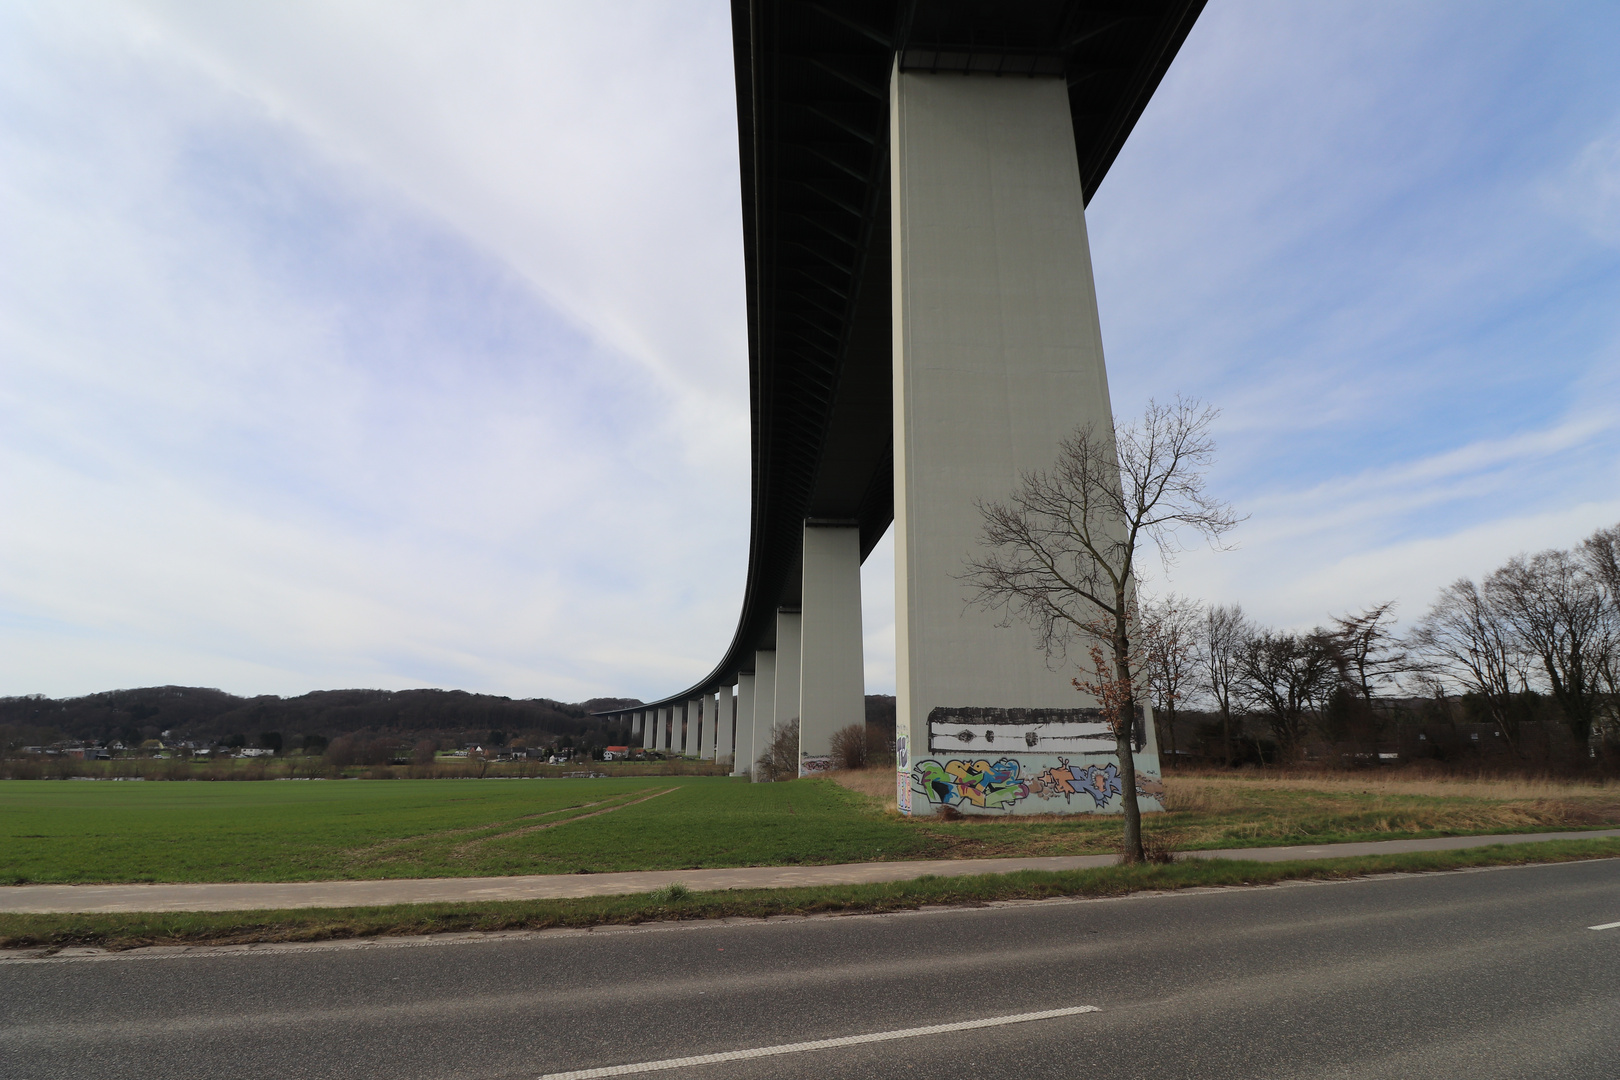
[344,787,672,867]
[449,787,678,857]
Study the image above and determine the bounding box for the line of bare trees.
[1140,524,1620,767]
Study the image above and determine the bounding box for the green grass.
[0,777,945,884]
[3,773,1617,886]
[4,838,1615,953]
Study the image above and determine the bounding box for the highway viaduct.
[595,0,1204,814]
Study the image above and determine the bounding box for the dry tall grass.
[824,764,1620,842]
[1162,771,1620,810]
[827,766,896,798]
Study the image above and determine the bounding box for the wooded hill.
[0,686,641,751]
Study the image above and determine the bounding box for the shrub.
[830,723,868,770]
[830,722,895,770]
[755,718,800,781]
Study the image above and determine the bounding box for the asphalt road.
[3,860,1618,1080]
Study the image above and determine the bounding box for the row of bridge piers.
[622,520,865,780]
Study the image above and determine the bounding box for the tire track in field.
[449,787,680,857]
[346,789,663,866]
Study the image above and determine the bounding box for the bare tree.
[1199,602,1252,766]
[1236,630,1337,759]
[1581,525,1620,744]
[1408,578,1528,756]
[1140,593,1204,763]
[755,719,800,782]
[963,398,1241,862]
[1488,550,1608,748]
[1583,525,1620,599]
[1325,601,1410,702]
[829,723,868,770]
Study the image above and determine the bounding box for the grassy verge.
[5,837,1616,953]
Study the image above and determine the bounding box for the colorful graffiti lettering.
[911,755,1161,813]
[913,757,1021,809]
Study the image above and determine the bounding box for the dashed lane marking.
[1588,921,1620,930]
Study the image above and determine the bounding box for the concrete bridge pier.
[640,709,653,751]
[732,673,755,777]
[798,521,865,775]
[712,689,732,764]
[889,68,1156,815]
[773,609,801,771]
[750,650,776,781]
[686,698,704,758]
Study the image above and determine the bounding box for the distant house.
[603,746,631,761]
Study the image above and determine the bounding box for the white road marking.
[535,1005,1101,1079]
[1588,921,1620,930]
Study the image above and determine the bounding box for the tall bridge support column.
[640,710,653,751]
[655,707,669,753]
[799,522,865,775]
[687,698,704,759]
[889,69,1161,816]
[774,609,802,770]
[732,673,755,776]
[713,684,733,763]
[699,693,712,760]
[750,650,776,781]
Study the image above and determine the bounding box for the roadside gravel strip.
[4,829,1619,913]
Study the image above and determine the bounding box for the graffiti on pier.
[910,755,1160,813]
[895,737,912,814]
[913,757,1025,810]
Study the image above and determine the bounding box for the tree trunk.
[1114,722,1144,862]
[1113,621,1146,864]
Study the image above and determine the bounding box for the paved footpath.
[3,829,1616,914]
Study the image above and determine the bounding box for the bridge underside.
[598,1,1204,771]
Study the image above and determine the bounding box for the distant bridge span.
[599,0,1203,805]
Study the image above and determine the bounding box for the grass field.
[2,771,1618,886]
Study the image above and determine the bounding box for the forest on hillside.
[0,686,640,755]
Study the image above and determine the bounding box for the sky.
[2,2,1618,703]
